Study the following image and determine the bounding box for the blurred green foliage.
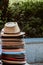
[0,10,4,30]
[0,0,9,30]
[0,0,43,37]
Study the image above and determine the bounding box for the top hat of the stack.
[4,22,20,34]
[1,22,25,37]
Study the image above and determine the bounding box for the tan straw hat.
[1,22,25,36]
[4,22,20,34]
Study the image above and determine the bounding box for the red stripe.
[2,56,25,61]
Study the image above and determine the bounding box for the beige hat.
[4,22,20,34]
[1,22,25,36]
[2,60,26,64]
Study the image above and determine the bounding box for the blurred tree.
[0,0,9,30]
[0,0,3,9]
[1,0,9,21]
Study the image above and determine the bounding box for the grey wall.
[24,38,43,63]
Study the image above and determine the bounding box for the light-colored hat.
[2,60,26,64]
[1,22,25,36]
[4,22,20,34]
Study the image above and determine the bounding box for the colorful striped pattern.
[1,33,26,64]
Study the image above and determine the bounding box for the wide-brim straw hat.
[1,22,25,36]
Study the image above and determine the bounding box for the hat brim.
[2,60,26,64]
[1,29,25,37]
[3,49,24,52]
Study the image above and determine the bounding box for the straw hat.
[2,60,26,64]
[1,22,25,36]
[4,22,20,34]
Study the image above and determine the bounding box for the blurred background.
[0,0,43,38]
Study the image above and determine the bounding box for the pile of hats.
[0,39,2,65]
[1,22,26,64]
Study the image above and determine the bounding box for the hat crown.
[4,22,20,34]
[5,22,17,27]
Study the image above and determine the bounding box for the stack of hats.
[0,38,2,65]
[1,22,26,64]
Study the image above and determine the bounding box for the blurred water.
[24,38,43,63]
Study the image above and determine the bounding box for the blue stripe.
[2,51,25,54]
